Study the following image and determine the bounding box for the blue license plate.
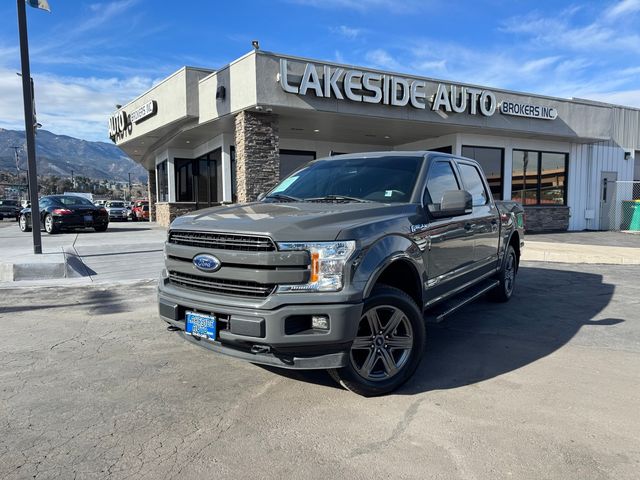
[84,215,92,222]
[185,311,217,340]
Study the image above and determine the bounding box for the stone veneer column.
[147,168,157,222]
[234,111,280,202]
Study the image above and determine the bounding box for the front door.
[599,171,617,230]
[418,159,475,304]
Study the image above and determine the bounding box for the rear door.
[456,160,500,276]
[421,159,476,302]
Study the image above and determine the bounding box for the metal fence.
[602,181,640,231]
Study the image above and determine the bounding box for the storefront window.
[431,146,453,154]
[175,159,193,202]
[156,160,168,202]
[540,152,567,205]
[279,149,316,179]
[511,150,567,205]
[174,148,222,205]
[461,146,503,200]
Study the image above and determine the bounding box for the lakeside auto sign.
[277,59,557,121]
[108,100,157,141]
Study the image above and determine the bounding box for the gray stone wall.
[524,206,570,232]
[234,111,280,202]
[156,202,201,228]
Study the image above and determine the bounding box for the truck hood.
[170,201,417,242]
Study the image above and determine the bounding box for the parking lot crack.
[350,398,423,458]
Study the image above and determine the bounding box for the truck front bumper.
[158,287,363,370]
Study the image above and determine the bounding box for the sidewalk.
[0,221,165,285]
[523,231,640,265]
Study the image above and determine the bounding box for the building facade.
[109,50,640,230]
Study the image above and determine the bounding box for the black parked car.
[0,199,22,221]
[19,195,109,234]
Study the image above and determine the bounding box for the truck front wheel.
[329,285,426,397]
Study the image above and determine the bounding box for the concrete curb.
[522,241,640,265]
[0,252,67,281]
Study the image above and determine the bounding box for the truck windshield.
[266,156,423,203]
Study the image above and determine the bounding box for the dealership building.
[109,50,640,230]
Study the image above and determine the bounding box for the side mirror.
[257,192,266,201]
[428,190,472,218]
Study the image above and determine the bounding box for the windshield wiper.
[304,195,370,203]
[264,193,302,202]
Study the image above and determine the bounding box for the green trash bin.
[621,200,640,231]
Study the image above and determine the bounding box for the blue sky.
[1,0,639,142]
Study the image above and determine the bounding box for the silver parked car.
[105,201,128,221]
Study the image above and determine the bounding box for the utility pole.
[71,169,74,188]
[128,172,132,202]
[16,0,42,254]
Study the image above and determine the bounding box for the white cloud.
[0,67,156,141]
[605,0,640,20]
[501,3,640,54]
[365,48,400,70]
[519,56,561,75]
[330,25,363,40]
[288,0,422,14]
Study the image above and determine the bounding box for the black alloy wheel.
[329,285,426,397]
[490,245,517,302]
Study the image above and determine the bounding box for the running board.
[426,279,500,323]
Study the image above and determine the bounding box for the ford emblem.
[192,254,221,272]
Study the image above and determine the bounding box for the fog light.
[312,315,330,330]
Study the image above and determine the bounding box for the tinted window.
[426,161,460,205]
[0,200,19,206]
[511,150,567,205]
[107,202,125,208]
[157,160,168,202]
[540,152,567,205]
[461,146,503,200]
[56,196,94,206]
[458,163,488,206]
[268,156,423,203]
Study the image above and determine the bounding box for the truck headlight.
[277,241,356,293]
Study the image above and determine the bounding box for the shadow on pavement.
[0,288,132,316]
[73,226,153,234]
[399,265,621,395]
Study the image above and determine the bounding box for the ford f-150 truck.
[159,152,524,396]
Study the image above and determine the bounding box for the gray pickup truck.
[159,151,524,396]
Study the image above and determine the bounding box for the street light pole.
[128,172,132,202]
[16,0,42,254]
[71,169,74,188]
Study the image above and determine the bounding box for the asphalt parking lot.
[1,262,639,479]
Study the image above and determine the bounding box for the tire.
[19,214,31,232]
[44,214,59,234]
[490,245,517,302]
[329,285,426,397]
[95,224,108,232]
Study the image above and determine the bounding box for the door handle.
[464,222,476,231]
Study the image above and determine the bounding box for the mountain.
[0,128,147,183]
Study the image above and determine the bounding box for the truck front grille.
[168,230,276,251]
[168,271,276,298]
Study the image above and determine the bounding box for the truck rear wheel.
[490,245,517,302]
[329,285,425,397]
